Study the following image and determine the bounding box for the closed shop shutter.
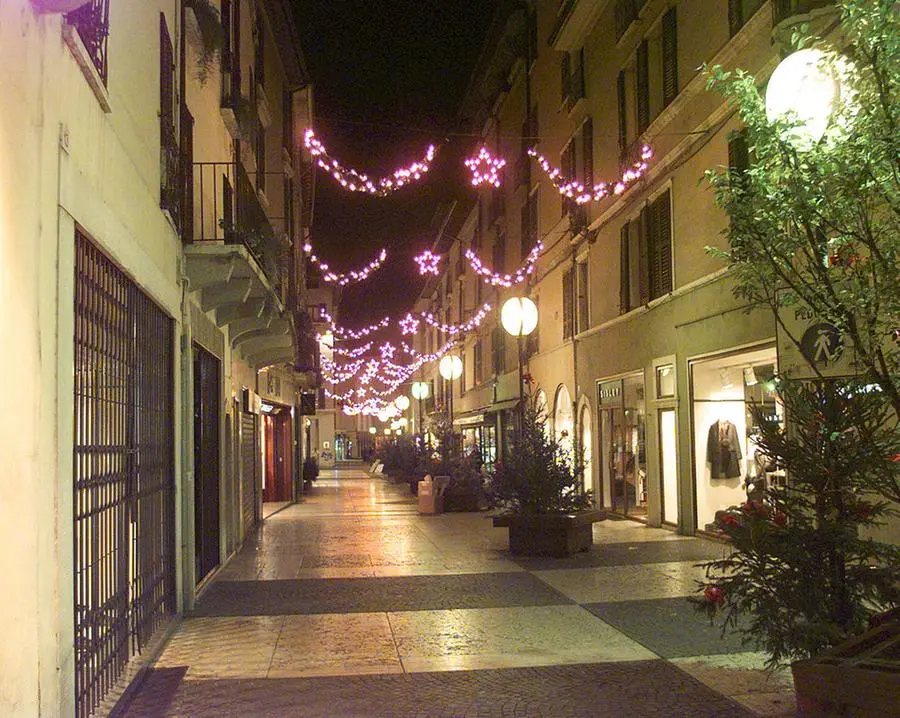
[241,412,257,535]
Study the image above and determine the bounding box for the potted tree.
[490,392,604,557]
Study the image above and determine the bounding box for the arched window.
[580,403,592,495]
[535,389,550,437]
[554,384,573,454]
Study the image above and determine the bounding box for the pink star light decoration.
[465,147,506,188]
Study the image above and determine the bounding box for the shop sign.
[597,380,622,405]
[776,298,857,379]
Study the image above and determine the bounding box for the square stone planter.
[792,619,900,716]
[492,510,606,557]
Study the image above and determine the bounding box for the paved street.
[119,467,795,717]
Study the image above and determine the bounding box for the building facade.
[417,0,844,537]
[0,1,317,715]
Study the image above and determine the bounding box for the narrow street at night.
[119,467,794,717]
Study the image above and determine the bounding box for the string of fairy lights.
[302,129,654,414]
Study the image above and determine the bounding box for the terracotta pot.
[32,0,92,14]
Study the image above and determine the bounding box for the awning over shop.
[485,398,520,414]
[453,411,486,427]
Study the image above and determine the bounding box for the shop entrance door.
[193,344,221,583]
[597,374,647,517]
[263,408,293,502]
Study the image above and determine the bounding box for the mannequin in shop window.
[706,418,742,479]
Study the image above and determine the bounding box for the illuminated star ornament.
[304,129,437,196]
[379,342,396,360]
[465,147,506,188]
[414,250,442,276]
[399,313,420,335]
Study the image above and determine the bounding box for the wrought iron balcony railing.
[188,161,289,294]
[65,0,110,84]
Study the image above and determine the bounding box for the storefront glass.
[554,385,574,455]
[597,373,646,516]
[580,404,592,496]
[691,345,781,531]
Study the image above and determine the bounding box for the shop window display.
[691,346,782,531]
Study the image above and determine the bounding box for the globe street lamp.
[765,48,844,150]
[394,395,410,412]
[411,381,430,441]
[439,353,463,427]
[501,297,538,422]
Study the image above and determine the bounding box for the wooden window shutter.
[728,130,750,181]
[662,8,678,108]
[582,117,593,188]
[562,268,574,340]
[620,224,630,314]
[221,0,232,72]
[728,0,742,36]
[636,40,650,134]
[638,206,650,305]
[648,191,672,299]
[561,52,571,105]
[160,14,173,132]
[617,70,627,160]
[656,191,673,295]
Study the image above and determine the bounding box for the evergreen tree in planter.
[490,393,598,557]
[694,379,900,666]
[693,0,900,667]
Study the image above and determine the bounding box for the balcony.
[549,0,610,51]
[182,160,297,369]
[773,0,833,25]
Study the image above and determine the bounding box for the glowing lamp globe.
[398,417,408,428]
[439,354,463,381]
[368,426,377,435]
[765,48,841,149]
[394,395,410,411]
[383,428,391,436]
[501,297,538,337]
[376,408,391,423]
[411,381,430,400]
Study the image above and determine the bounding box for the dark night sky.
[295,1,497,326]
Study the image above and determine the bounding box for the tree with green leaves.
[694,0,900,666]
[705,0,899,423]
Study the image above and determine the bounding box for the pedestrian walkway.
[120,468,795,717]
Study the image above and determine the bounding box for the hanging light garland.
[414,250,442,276]
[332,341,373,358]
[465,146,506,187]
[528,145,653,203]
[324,312,392,340]
[304,129,437,196]
[304,244,388,287]
[421,302,493,335]
[466,241,543,288]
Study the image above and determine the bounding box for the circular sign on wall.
[799,323,844,367]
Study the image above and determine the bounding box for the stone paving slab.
[121,661,755,718]
[192,573,574,616]
[511,539,728,571]
[583,596,748,659]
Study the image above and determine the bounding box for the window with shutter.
[638,205,650,306]
[619,225,630,314]
[729,0,766,36]
[648,190,672,300]
[159,14,181,228]
[561,52,571,106]
[576,261,589,333]
[728,129,750,185]
[460,349,466,394]
[582,117,593,188]
[562,268,574,340]
[617,70,627,162]
[662,8,678,108]
[636,40,650,134]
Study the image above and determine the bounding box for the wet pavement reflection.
[121,466,795,717]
